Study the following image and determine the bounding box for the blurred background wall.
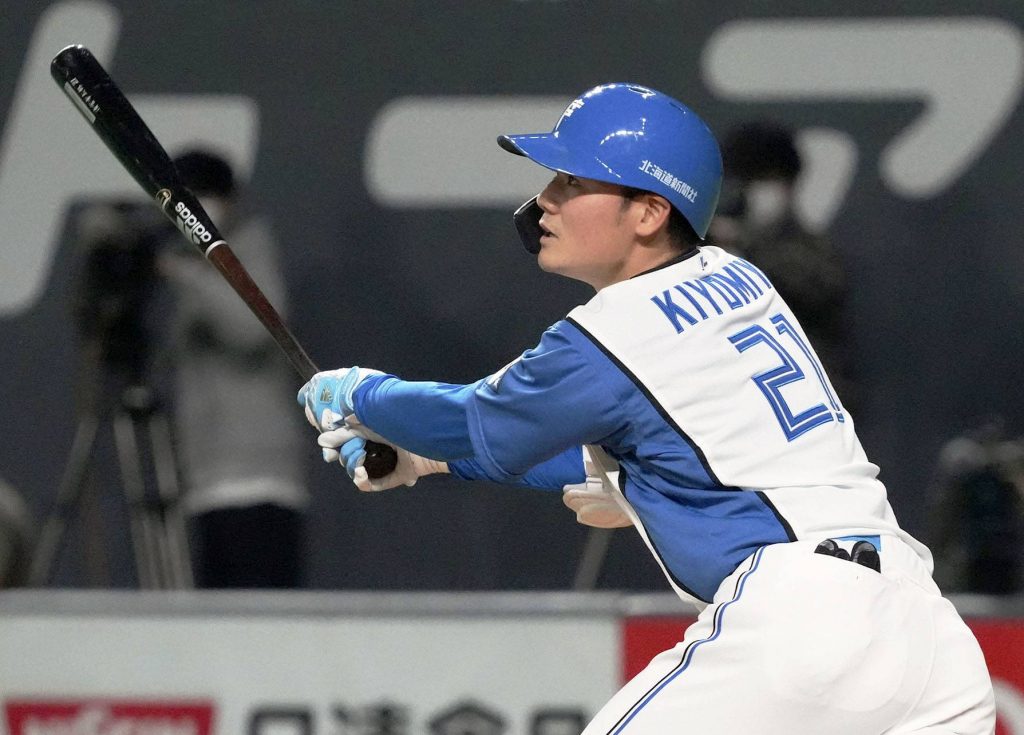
[1,0,1022,589]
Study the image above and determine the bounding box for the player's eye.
[565,174,580,187]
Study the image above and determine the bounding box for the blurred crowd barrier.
[1,591,1024,734]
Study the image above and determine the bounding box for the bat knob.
[363,441,399,479]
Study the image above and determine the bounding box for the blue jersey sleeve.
[449,446,585,490]
[353,377,479,459]
[353,322,630,484]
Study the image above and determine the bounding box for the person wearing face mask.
[160,149,308,588]
[709,122,854,410]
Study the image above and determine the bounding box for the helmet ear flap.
[513,196,544,254]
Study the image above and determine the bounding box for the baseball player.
[299,84,995,733]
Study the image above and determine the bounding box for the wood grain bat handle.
[205,245,399,479]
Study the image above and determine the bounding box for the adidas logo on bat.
[174,200,213,246]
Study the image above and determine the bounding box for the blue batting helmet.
[498,83,723,240]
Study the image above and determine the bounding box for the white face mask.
[743,180,790,229]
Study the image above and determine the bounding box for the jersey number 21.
[729,313,844,441]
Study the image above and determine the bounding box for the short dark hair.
[721,121,801,183]
[621,186,702,251]
[172,149,236,198]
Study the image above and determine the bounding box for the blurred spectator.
[708,121,855,409]
[161,150,308,588]
[0,477,32,588]
[928,416,1024,595]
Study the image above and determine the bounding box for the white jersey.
[564,246,929,603]
[360,245,930,604]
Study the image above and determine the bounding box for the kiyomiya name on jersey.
[650,258,773,334]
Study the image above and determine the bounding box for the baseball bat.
[50,44,398,479]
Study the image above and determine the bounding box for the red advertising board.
[4,700,215,735]
[622,616,696,680]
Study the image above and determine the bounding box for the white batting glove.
[318,423,449,492]
[562,446,632,528]
[562,481,633,528]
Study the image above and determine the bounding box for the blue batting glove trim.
[298,368,371,429]
[336,368,363,414]
[340,435,367,478]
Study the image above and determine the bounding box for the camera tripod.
[29,344,193,589]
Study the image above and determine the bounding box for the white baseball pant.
[583,536,995,734]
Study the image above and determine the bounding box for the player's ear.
[635,193,672,238]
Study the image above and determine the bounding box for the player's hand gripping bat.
[50,44,399,479]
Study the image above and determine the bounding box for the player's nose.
[536,182,559,213]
